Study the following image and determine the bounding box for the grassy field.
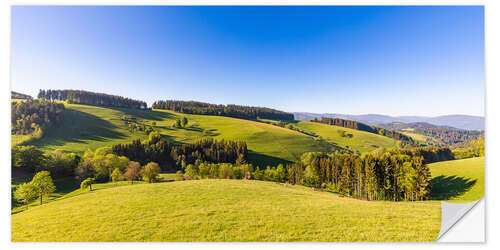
[11,172,178,214]
[428,157,484,203]
[292,121,398,153]
[11,179,441,242]
[16,103,337,166]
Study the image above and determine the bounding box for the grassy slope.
[292,121,398,153]
[11,179,441,242]
[428,157,484,203]
[18,103,332,166]
[400,128,440,145]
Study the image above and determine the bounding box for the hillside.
[24,103,334,166]
[11,179,441,242]
[291,121,399,153]
[428,157,484,202]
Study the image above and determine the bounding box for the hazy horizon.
[11,6,484,117]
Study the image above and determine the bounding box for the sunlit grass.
[428,157,484,203]
[11,179,441,242]
[293,121,398,153]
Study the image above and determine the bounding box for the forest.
[412,127,483,146]
[11,99,65,136]
[152,100,294,121]
[111,134,248,172]
[37,89,147,110]
[312,117,415,143]
[177,150,431,201]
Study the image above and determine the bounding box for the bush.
[185,164,199,179]
[175,170,184,181]
[80,178,94,191]
[14,183,39,209]
[218,163,234,179]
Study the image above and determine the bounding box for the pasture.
[20,103,336,166]
[11,179,441,242]
[292,121,398,153]
[428,157,484,202]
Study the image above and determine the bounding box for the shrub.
[80,178,94,191]
[185,164,199,179]
[111,168,124,183]
[218,163,233,179]
[14,183,39,209]
[175,170,184,181]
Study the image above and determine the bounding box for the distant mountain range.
[293,113,485,131]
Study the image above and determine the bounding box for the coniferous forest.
[111,135,248,171]
[11,99,65,136]
[152,100,295,120]
[37,89,147,109]
[313,117,415,142]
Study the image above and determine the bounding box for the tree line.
[390,146,455,164]
[111,133,248,172]
[152,100,294,121]
[312,117,415,143]
[11,99,64,137]
[176,149,431,201]
[37,89,147,110]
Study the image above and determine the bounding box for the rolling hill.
[428,157,484,202]
[14,102,408,166]
[11,179,441,242]
[21,103,336,166]
[291,121,399,153]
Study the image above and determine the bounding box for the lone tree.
[181,117,188,127]
[111,168,124,184]
[142,162,161,183]
[124,161,142,184]
[30,171,56,205]
[80,178,95,191]
[175,119,182,128]
[14,183,39,210]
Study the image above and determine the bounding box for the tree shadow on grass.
[32,109,129,148]
[430,175,477,200]
[248,151,293,168]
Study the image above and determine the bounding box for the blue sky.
[11,6,484,116]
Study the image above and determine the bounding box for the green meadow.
[292,121,399,153]
[429,157,484,203]
[11,102,484,242]
[15,103,352,165]
[11,179,441,242]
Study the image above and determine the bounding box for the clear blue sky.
[11,6,484,116]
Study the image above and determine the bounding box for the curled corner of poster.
[437,198,485,242]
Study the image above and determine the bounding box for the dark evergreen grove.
[111,135,248,171]
[391,146,455,164]
[11,99,65,136]
[37,89,147,109]
[312,117,415,143]
[152,100,294,121]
